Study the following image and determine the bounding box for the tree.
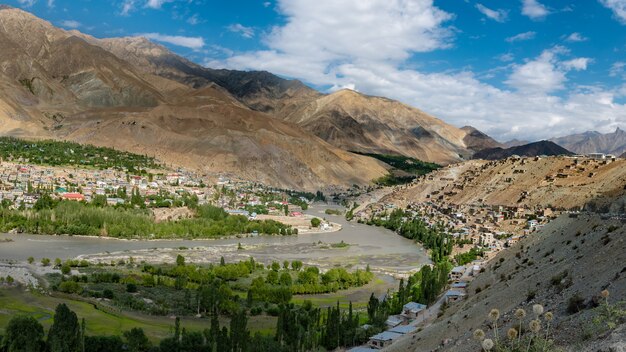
[48,303,81,352]
[27,256,34,264]
[84,336,124,352]
[2,315,45,352]
[176,254,185,266]
[54,258,62,267]
[283,260,290,270]
[61,263,71,275]
[291,260,303,271]
[271,261,280,272]
[122,328,151,352]
[310,218,321,227]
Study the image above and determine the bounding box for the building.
[450,266,465,281]
[402,302,427,319]
[384,315,405,328]
[445,290,466,304]
[368,331,402,349]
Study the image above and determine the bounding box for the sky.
[6,0,626,142]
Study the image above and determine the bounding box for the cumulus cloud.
[475,3,508,22]
[610,61,626,78]
[145,0,173,9]
[600,0,626,23]
[565,32,588,42]
[506,31,536,42]
[227,24,255,38]
[209,0,626,141]
[60,20,81,28]
[139,33,205,49]
[522,0,549,20]
[120,0,137,16]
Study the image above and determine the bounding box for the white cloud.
[610,61,626,77]
[120,0,137,16]
[498,53,515,62]
[145,0,173,9]
[227,24,255,38]
[475,3,508,22]
[599,0,626,23]
[17,0,36,7]
[522,0,549,20]
[187,14,200,25]
[565,32,588,42]
[505,31,536,42]
[263,2,271,7]
[210,0,626,141]
[47,0,54,7]
[561,58,591,71]
[60,20,81,28]
[139,33,205,49]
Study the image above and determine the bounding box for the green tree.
[122,328,151,352]
[48,303,81,352]
[27,256,34,264]
[310,218,321,227]
[176,254,185,266]
[61,263,71,275]
[2,315,45,352]
[41,258,50,266]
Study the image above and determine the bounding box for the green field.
[0,288,276,341]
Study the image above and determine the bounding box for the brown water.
[0,205,429,274]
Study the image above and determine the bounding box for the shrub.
[567,293,585,314]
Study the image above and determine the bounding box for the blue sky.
[7,0,626,141]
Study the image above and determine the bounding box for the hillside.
[386,210,626,351]
[79,35,485,165]
[473,141,572,160]
[551,128,626,156]
[0,7,388,190]
[380,156,626,210]
[460,126,503,153]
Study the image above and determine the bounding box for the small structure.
[402,302,427,319]
[445,290,466,304]
[368,331,402,350]
[449,266,465,281]
[384,315,405,328]
[388,325,417,335]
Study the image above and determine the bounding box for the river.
[0,204,429,276]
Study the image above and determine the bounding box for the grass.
[0,288,276,341]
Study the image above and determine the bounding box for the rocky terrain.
[386,210,626,351]
[381,156,626,211]
[551,127,626,156]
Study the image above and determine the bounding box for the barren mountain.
[551,128,626,155]
[381,156,626,210]
[82,35,483,165]
[0,7,387,190]
[473,141,572,160]
[387,209,626,352]
[460,126,503,153]
[502,138,530,148]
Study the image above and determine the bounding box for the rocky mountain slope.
[0,6,388,190]
[80,34,484,165]
[381,156,626,210]
[473,141,572,160]
[460,126,503,153]
[387,210,626,351]
[551,128,626,156]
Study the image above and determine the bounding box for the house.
[449,266,465,281]
[402,302,427,319]
[451,282,468,290]
[384,315,405,328]
[388,325,418,335]
[445,290,466,304]
[348,347,377,352]
[368,331,402,349]
[61,193,85,201]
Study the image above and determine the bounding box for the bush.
[310,218,321,227]
[567,293,585,314]
[58,280,82,294]
[126,283,138,293]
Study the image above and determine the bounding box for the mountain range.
[0,6,502,190]
[472,140,573,160]
[550,128,626,156]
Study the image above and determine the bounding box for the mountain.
[473,141,573,160]
[550,128,626,155]
[460,126,503,152]
[80,35,484,165]
[0,6,387,190]
[502,138,530,148]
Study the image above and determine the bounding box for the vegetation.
[0,202,291,239]
[354,152,440,175]
[0,137,159,172]
[454,247,485,265]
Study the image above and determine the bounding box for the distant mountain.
[473,141,573,160]
[503,139,530,148]
[550,128,626,155]
[460,126,503,153]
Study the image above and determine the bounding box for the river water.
[0,205,429,275]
